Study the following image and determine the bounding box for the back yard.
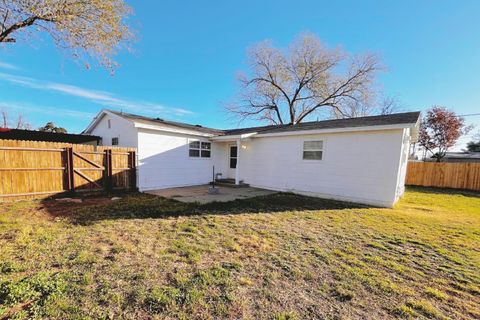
[0,187,479,320]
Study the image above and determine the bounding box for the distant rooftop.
[0,128,101,144]
[444,152,480,159]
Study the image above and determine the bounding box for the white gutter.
[210,132,257,141]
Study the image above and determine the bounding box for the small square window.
[303,140,323,160]
[112,137,119,145]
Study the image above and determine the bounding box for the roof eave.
[210,132,257,141]
[252,123,418,138]
[133,121,218,137]
[83,109,123,134]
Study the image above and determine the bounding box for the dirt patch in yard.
[1,196,116,220]
[45,198,114,218]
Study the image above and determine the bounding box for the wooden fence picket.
[406,161,480,191]
[0,139,137,201]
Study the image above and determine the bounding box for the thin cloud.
[0,72,195,117]
[0,62,18,70]
[0,101,96,119]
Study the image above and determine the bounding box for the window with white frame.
[112,137,119,146]
[303,140,323,160]
[189,140,211,158]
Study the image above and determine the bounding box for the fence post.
[65,147,75,193]
[129,151,137,190]
[104,149,113,192]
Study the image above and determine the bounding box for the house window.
[201,142,211,158]
[230,146,237,168]
[189,140,211,158]
[303,140,323,160]
[108,119,111,129]
[112,137,119,146]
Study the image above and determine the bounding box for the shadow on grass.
[40,192,370,225]
[406,185,480,198]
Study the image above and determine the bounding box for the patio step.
[211,179,250,188]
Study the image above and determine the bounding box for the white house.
[84,110,420,207]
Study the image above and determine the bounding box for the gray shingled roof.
[224,112,421,135]
[0,128,101,144]
[444,152,480,159]
[110,110,420,137]
[109,110,224,135]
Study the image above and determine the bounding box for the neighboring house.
[435,152,480,163]
[84,110,420,207]
[409,145,480,163]
[0,128,100,145]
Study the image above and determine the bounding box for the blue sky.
[1,0,479,148]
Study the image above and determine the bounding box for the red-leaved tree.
[418,107,470,162]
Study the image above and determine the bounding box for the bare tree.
[328,94,404,119]
[377,95,403,115]
[465,130,480,152]
[474,130,480,141]
[228,33,382,125]
[1,110,31,129]
[1,110,6,128]
[330,99,373,119]
[0,0,133,71]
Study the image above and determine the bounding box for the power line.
[458,113,480,117]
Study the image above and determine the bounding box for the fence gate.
[0,139,137,201]
[67,148,104,192]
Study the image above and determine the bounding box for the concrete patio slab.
[145,184,276,204]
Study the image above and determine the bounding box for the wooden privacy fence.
[0,139,136,201]
[406,161,480,191]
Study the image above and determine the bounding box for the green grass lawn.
[0,187,479,319]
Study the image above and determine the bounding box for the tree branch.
[295,64,376,122]
[0,14,55,42]
[229,34,381,125]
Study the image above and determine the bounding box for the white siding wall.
[89,113,138,148]
[237,129,406,207]
[137,129,218,190]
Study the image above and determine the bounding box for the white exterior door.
[227,144,237,179]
